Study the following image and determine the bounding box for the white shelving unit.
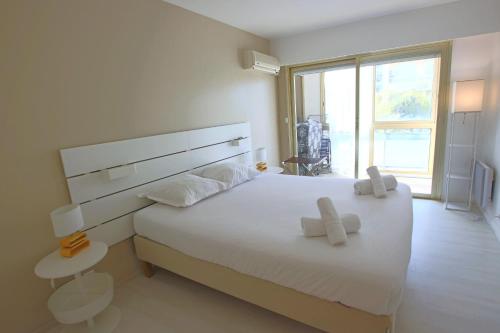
[35,241,120,333]
[444,112,479,211]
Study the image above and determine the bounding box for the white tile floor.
[49,200,500,333]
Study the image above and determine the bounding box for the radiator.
[473,160,494,209]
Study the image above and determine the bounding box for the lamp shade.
[255,147,267,163]
[50,204,84,237]
[452,80,485,113]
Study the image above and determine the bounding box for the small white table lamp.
[256,147,267,163]
[50,204,84,237]
[51,204,90,257]
[255,147,268,171]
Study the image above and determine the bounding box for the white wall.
[490,35,500,222]
[481,33,500,237]
[0,1,278,332]
[271,0,500,66]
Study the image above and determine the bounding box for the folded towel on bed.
[354,175,398,195]
[366,166,387,198]
[301,213,361,237]
[317,197,347,245]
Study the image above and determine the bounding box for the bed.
[57,122,412,333]
[133,174,413,333]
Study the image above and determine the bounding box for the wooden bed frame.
[134,235,395,333]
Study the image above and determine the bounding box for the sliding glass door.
[288,43,451,198]
[291,63,356,178]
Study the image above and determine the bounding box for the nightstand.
[35,241,120,333]
[257,166,284,174]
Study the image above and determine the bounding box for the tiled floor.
[49,200,500,333]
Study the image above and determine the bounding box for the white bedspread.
[134,174,413,315]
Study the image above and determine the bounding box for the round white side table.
[35,241,120,333]
[257,166,284,174]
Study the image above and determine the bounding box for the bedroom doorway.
[293,63,357,178]
[288,42,451,198]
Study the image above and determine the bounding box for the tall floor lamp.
[445,79,485,211]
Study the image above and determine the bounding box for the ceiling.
[163,0,458,39]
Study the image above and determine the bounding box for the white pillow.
[145,174,226,207]
[198,162,259,189]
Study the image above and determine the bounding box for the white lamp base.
[60,306,120,333]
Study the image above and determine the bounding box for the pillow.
[198,162,259,189]
[145,174,226,207]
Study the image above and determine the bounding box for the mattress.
[134,174,413,315]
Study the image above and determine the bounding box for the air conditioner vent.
[243,50,280,75]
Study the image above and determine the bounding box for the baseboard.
[31,319,57,333]
[477,204,500,242]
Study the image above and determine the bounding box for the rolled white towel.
[317,197,347,245]
[340,213,361,233]
[366,166,387,198]
[301,213,361,237]
[354,175,398,195]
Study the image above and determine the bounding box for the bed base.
[133,235,394,333]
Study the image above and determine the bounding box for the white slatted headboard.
[60,122,252,246]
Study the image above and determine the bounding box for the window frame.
[368,56,441,178]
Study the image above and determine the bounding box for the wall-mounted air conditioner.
[243,50,280,75]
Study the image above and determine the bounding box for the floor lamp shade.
[255,147,267,163]
[50,204,84,237]
[452,80,485,113]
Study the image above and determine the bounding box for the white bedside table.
[257,166,284,174]
[35,241,120,333]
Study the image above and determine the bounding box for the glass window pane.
[374,58,437,121]
[373,128,431,172]
[324,67,356,178]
